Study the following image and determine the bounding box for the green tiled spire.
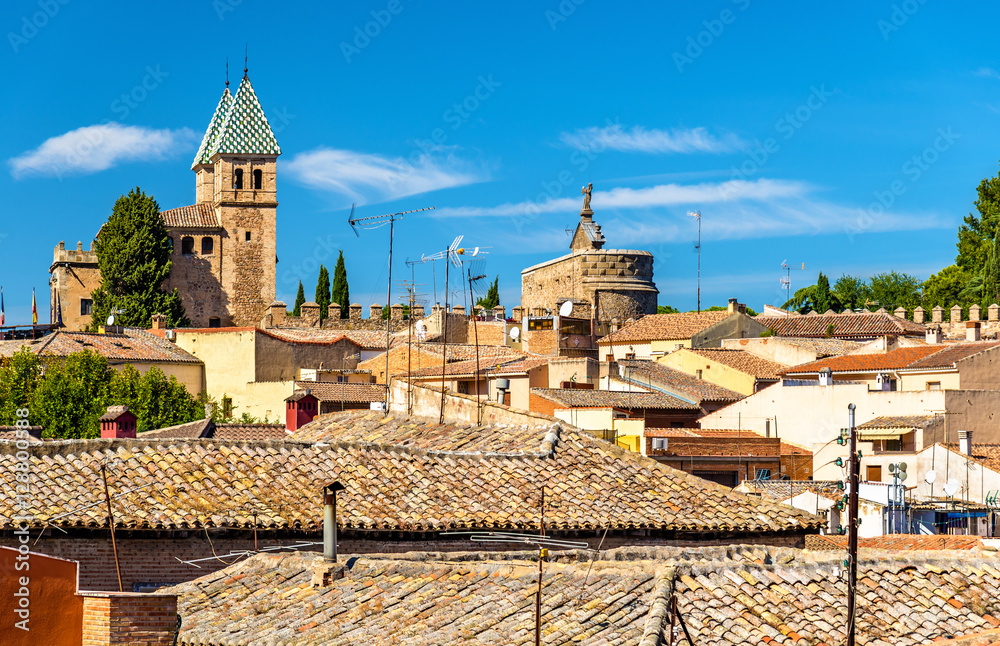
[191,87,232,169]
[210,75,281,158]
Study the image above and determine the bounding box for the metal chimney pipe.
[323,482,345,562]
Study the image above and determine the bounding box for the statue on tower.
[581,183,593,213]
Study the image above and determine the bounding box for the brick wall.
[81,593,177,645]
[468,320,506,346]
[528,392,560,417]
[648,436,780,457]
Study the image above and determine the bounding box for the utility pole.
[688,211,701,313]
[846,403,859,646]
[468,269,487,425]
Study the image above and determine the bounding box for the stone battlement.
[51,240,98,269]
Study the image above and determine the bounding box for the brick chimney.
[285,390,319,432]
[150,313,167,330]
[99,406,137,439]
[959,429,973,457]
[967,320,981,342]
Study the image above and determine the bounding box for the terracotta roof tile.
[599,311,733,344]
[902,341,1000,370]
[686,348,787,379]
[30,328,202,364]
[160,203,219,228]
[858,415,939,430]
[211,424,287,440]
[0,422,819,534]
[942,443,1000,473]
[806,534,985,551]
[757,311,926,338]
[407,354,522,378]
[262,328,394,350]
[617,359,744,403]
[782,345,944,375]
[291,381,386,403]
[531,387,701,410]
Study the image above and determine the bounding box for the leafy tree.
[475,276,501,310]
[922,265,970,309]
[957,164,1000,274]
[381,304,410,320]
[813,273,840,313]
[833,275,871,311]
[782,285,820,314]
[331,251,350,318]
[30,351,115,438]
[315,265,331,322]
[292,281,306,316]
[110,365,202,433]
[90,187,188,330]
[657,305,680,314]
[0,348,42,424]
[703,304,759,316]
[868,271,921,310]
[983,234,1000,307]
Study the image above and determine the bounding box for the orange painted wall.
[0,546,83,646]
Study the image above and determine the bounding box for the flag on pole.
[0,286,4,327]
[31,288,37,325]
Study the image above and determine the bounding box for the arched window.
[209,317,222,329]
[201,237,214,254]
[253,169,263,190]
[181,237,194,255]
[234,168,244,189]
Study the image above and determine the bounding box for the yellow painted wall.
[898,371,961,392]
[650,339,692,355]
[175,329,257,411]
[552,409,644,453]
[656,349,756,395]
[119,361,204,398]
[241,380,295,422]
[599,342,654,362]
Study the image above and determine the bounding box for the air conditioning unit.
[652,438,668,451]
[164,329,176,341]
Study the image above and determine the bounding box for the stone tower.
[175,71,281,327]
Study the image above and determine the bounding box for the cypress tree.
[316,265,331,322]
[476,276,501,310]
[292,281,305,316]
[331,251,350,318]
[90,187,188,329]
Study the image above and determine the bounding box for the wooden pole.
[100,463,124,592]
[847,403,858,646]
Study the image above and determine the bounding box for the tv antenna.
[348,205,435,409]
[418,236,489,423]
[398,278,426,414]
[688,210,701,312]
[780,260,806,312]
[468,269,488,424]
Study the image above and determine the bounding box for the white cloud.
[285,147,488,205]
[559,124,746,154]
[974,67,1000,80]
[9,123,197,179]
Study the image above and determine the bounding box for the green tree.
[331,251,350,318]
[782,285,818,313]
[475,276,500,310]
[983,234,1000,307]
[292,281,306,317]
[957,164,1000,274]
[109,365,202,434]
[315,265,331,322]
[90,187,188,330]
[922,265,971,309]
[813,273,840,313]
[0,348,42,424]
[657,305,680,314]
[382,304,410,320]
[868,271,921,310]
[30,351,115,438]
[833,275,870,311]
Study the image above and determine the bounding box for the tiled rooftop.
[738,480,844,501]
[858,415,939,430]
[599,311,732,344]
[617,359,744,403]
[137,420,288,441]
[292,381,386,403]
[686,348,787,379]
[0,421,819,534]
[760,336,863,357]
[757,311,927,338]
[942,443,1000,473]
[160,203,219,229]
[782,345,944,375]
[901,341,1000,370]
[167,545,1000,645]
[406,354,522,378]
[25,328,202,364]
[807,534,986,551]
[288,410,553,453]
[531,387,701,410]
[262,328,394,350]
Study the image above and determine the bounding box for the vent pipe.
[323,481,345,562]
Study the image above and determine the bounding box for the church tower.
[185,68,281,327]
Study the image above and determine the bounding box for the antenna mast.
[349,206,435,408]
[688,211,701,312]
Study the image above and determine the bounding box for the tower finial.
[225,57,229,88]
[244,43,248,77]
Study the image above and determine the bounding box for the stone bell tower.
[188,67,280,327]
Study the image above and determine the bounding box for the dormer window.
[253,169,263,190]
[234,168,244,189]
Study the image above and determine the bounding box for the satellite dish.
[509,326,520,340]
[943,479,960,497]
[888,464,896,474]
[899,462,907,472]
[415,320,428,341]
[559,301,573,317]
[898,472,907,482]
[107,315,116,326]
[924,470,936,484]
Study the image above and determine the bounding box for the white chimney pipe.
[967,321,981,342]
[959,430,973,457]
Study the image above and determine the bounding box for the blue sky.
[3,1,1000,323]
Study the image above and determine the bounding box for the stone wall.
[165,228,225,327]
[50,241,100,331]
[521,249,657,323]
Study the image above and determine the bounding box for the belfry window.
[234,168,244,189]
[253,169,263,190]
